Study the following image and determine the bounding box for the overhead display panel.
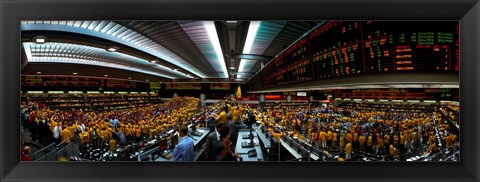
[248,21,459,91]
[210,83,231,90]
[165,83,201,90]
[23,75,104,87]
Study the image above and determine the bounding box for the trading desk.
[235,129,263,161]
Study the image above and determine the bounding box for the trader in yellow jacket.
[345,142,352,160]
[327,130,333,147]
[339,135,345,153]
[320,131,327,148]
[332,132,338,147]
[109,139,117,153]
[60,128,72,144]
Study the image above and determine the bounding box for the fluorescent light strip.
[243,21,261,54]
[204,21,228,78]
[238,59,247,73]
[238,21,261,74]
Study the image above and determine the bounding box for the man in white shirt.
[79,121,86,133]
[53,122,62,144]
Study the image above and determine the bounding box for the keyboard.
[192,131,203,136]
[241,141,255,148]
[160,149,172,157]
[242,134,252,139]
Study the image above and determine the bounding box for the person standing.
[358,134,366,152]
[320,130,327,148]
[168,125,194,161]
[214,107,228,124]
[213,126,238,161]
[21,146,33,161]
[204,123,226,161]
[345,142,352,160]
[60,125,72,145]
[332,131,338,148]
[339,135,345,153]
[327,130,333,147]
[53,122,62,144]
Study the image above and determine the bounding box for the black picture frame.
[1,0,479,182]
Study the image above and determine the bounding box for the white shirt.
[53,126,62,139]
[79,124,85,133]
[215,128,220,141]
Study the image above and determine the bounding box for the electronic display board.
[23,75,104,87]
[106,79,132,88]
[248,21,459,91]
[150,82,161,90]
[165,83,201,90]
[210,83,231,90]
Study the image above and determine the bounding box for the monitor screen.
[159,139,167,151]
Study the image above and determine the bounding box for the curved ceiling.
[23,42,182,79]
[21,20,321,82]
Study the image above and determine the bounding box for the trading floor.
[20,20,459,162]
[21,95,459,162]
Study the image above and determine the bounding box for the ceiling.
[21,21,321,83]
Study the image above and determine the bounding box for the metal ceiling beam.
[228,54,273,61]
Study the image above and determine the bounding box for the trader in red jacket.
[21,146,33,161]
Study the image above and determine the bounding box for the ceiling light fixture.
[146,79,149,82]
[73,72,78,75]
[36,72,41,74]
[204,21,229,78]
[128,77,132,79]
[150,60,157,63]
[229,67,236,70]
[106,46,118,52]
[104,75,108,77]
[33,36,47,44]
[226,21,238,24]
[239,21,261,73]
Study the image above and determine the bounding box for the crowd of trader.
[21,95,458,161]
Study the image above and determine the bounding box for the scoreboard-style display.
[165,83,201,90]
[23,75,104,87]
[248,21,459,91]
[105,79,132,88]
[210,83,231,90]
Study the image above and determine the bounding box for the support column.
[259,94,265,103]
[286,95,292,102]
[200,93,206,107]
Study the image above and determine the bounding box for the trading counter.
[235,129,263,161]
[254,124,323,161]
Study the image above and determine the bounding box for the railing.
[34,135,80,161]
[32,142,56,160]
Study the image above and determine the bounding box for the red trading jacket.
[21,153,32,161]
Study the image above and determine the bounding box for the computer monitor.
[159,139,167,151]
[171,134,179,147]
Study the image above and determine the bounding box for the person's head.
[178,125,189,137]
[23,146,31,155]
[218,126,230,143]
[215,123,226,131]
